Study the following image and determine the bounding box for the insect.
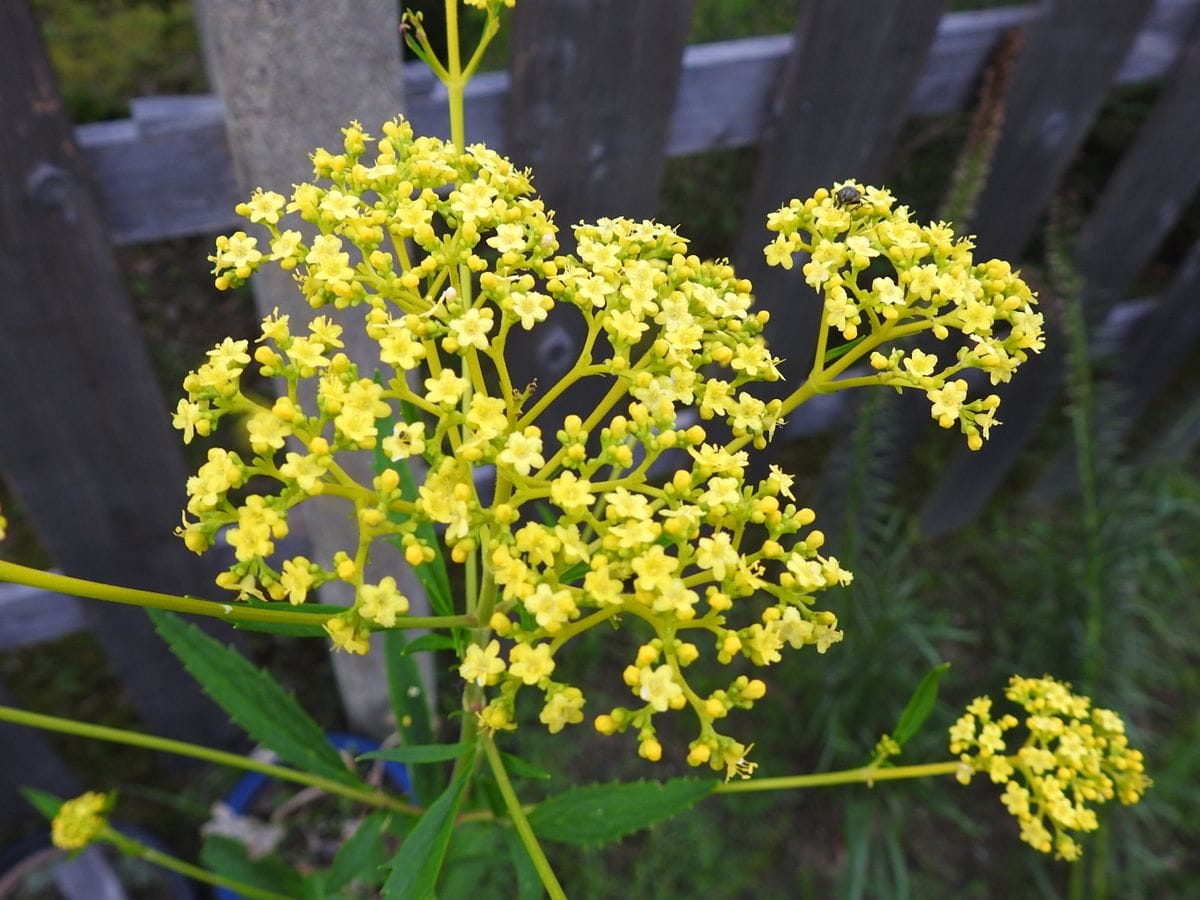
[833,184,864,209]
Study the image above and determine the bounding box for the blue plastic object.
[212,733,409,899]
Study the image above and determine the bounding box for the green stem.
[1065,287,1104,692]
[445,0,466,150]
[481,732,567,900]
[0,559,473,632]
[0,705,417,814]
[0,561,330,627]
[714,760,960,794]
[104,828,291,900]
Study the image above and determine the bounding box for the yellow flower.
[51,792,110,851]
[460,640,506,686]
[358,576,410,627]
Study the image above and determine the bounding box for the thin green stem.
[0,705,417,814]
[104,828,291,900]
[714,760,961,794]
[0,561,330,627]
[481,732,567,900]
[0,559,472,632]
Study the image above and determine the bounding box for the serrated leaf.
[359,742,475,765]
[402,633,458,654]
[149,609,360,787]
[892,662,951,748]
[527,778,716,847]
[325,810,389,892]
[21,787,62,819]
[201,835,306,898]
[499,752,552,781]
[382,768,469,897]
[384,630,442,805]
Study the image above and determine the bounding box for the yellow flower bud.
[405,543,425,566]
[687,744,712,766]
[639,739,663,762]
[594,714,617,735]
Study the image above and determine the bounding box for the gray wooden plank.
[921,13,1200,533]
[506,0,695,225]
[74,2,1200,247]
[0,582,86,651]
[0,0,234,745]
[969,0,1159,261]
[1077,25,1200,307]
[733,0,950,389]
[0,681,81,827]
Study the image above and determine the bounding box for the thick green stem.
[714,760,961,794]
[445,0,466,150]
[104,828,291,900]
[0,705,416,814]
[481,732,567,900]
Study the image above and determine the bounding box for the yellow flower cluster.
[0,499,6,542]
[184,117,854,771]
[950,675,1150,861]
[51,791,110,851]
[764,181,1044,450]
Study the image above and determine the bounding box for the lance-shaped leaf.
[528,778,717,847]
[149,609,360,786]
[892,662,952,750]
[382,767,470,896]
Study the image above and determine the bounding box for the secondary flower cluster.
[183,117,856,772]
[764,182,1044,450]
[950,675,1150,861]
[51,791,111,851]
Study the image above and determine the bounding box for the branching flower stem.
[714,760,961,794]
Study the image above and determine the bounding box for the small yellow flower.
[51,792,110,851]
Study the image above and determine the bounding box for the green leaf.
[528,778,717,847]
[823,333,868,366]
[499,752,552,781]
[21,787,62,820]
[201,835,306,898]
[359,742,475,764]
[384,630,442,805]
[325,810,390,892]
[382,767,469,897]
[402,632,458,654]
[504,827,544,900]
[556,562,589,586]
[149,609,360,786]
[891,662,951,748]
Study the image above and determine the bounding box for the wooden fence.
[4,0,1200,834]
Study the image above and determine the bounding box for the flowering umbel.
[765,181,1043,450]
[51,791,111,851]
[950,676,1150,860]
[180,115,1041,769]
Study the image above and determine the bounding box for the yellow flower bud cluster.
[950,675,1150,861]
[51,791,111,851]
[764,181,1044,450]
